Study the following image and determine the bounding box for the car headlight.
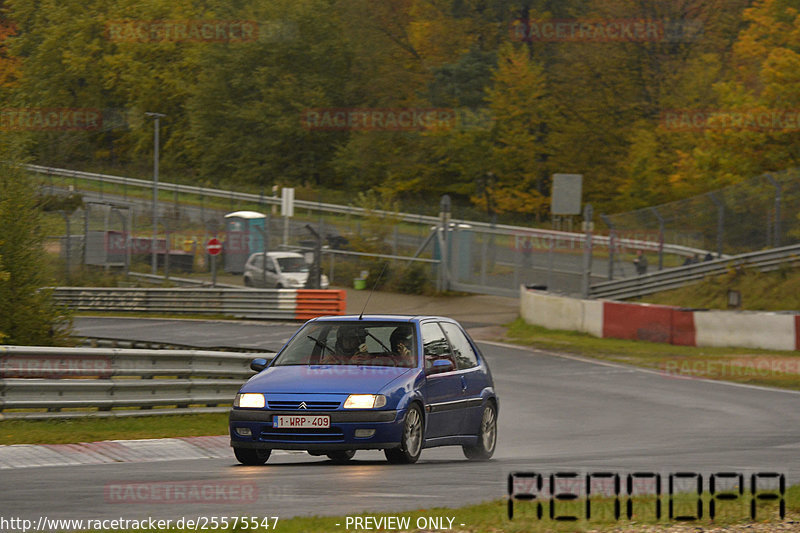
[234,393,265,408]
[343,394,387,409]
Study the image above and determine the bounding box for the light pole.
[145,112,166,275]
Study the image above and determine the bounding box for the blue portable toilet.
[224,211,266,274]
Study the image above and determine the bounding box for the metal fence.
[51,287,346,320]
[601,168,800,258]
[0,346,265,419]
[24,162,800,302]
[32,164,711,298]
[590,243,800,300]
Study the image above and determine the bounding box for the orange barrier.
[295,290,347,320]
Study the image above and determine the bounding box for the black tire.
[326,450,356,463]
[243,277,252,287]
[462,402,497,461]
[384,404,423,464]
[234,447,270,465]
[275,283,283,289]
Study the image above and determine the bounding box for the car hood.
[240,365,412,394]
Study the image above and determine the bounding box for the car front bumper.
[229,408,404,451]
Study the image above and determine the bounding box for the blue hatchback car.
[229,315,498,465]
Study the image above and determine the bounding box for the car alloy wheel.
[384,404,423,464]
[234,447,271,465]
[463,402,497,461]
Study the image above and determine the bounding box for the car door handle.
[460,376,467,392]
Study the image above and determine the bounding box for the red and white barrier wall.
[520,287,800,351]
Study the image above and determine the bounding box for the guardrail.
[0,346,267,419]
[126,272,241,288]
[589,243,800,300]
[28,164,705,257]
[51,287,346,320]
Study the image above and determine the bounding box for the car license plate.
[273,415,330,429]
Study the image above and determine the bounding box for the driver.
[321,325,370,364]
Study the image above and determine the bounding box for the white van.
[243,251,329,289]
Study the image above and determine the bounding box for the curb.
[0,435,234,469]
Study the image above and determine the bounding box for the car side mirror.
[250,358,268,372]
[427,358,454,374]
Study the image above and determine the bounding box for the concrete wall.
[520,287,798,351]
[519,287,602,337]
[694,311,796,351]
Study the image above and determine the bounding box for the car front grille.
[267,400,341,410]
[259,427,344,443]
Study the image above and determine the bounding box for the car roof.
[248,251,303,259]
[309,314,457,324]
[225,210,266,219]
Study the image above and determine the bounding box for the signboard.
[281,187,295,217]
[206,238,222,256]
[551,174,583,215]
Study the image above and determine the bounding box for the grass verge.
[642,265,800,311]
[85,489,800,532]
[501,318,800,391]
[0,413,229,445]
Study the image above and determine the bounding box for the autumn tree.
[0,162,72,345]
[669,0,800,196]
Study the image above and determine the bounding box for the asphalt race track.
[2,321,800,522]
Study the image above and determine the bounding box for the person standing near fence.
[633,250,648,275]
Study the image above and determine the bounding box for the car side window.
[441,322,478,370]
[421,322,454,369]
[253,255,264,269]
[267,258,277,272]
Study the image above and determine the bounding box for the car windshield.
[273,321,417,368]
[276,256,308,273]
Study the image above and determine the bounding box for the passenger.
[390,327,415,367]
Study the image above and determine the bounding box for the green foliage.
[2,0,795,218]
[0,162,72,345]
[365,260,391,291]
[37,192,83,213]
[391,263,431,295]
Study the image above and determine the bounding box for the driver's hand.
[397,343,410,358]
[351,349,371,364]
[320,353,341,364]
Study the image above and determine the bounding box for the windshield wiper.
[365,331,391,353]
[307,335,335,354]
